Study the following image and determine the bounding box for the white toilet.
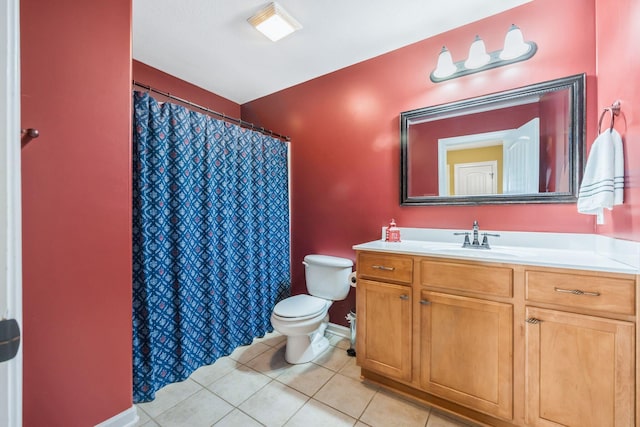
[271,254,353,364]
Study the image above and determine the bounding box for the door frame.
[1,0,23,425]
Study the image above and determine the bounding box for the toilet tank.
[303,254,353,301]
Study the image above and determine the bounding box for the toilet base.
[280,316,330,364]
[284,333,330,364]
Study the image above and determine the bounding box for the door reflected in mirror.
[401,74,585,205]
[439,117,540,196]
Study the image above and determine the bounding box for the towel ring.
[598,100,621,134]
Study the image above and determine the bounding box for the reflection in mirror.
[401,74,585,205]
[437,118,540,196]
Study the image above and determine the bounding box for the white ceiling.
[133,0,531,105]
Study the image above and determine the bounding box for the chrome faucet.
[454,221,500,249]
[472,220,480,246]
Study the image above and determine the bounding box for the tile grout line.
[137,332,468,427]
[139,334,343,426]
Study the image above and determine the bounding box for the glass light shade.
[464,36,490,69]
[248,2,302,42]
[500,24,531,60]
[433,46,457,78]
[255,15,296,41]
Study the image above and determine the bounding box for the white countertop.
[353,228,640,274]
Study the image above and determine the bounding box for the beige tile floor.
[135,331,478,427]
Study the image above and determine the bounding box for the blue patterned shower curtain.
[131,92,290,402]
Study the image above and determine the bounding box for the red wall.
[133,60,240,118]
[241,0,600,325]
[20,1,133,425]
[595,0,640,239]
[18,2,635,423]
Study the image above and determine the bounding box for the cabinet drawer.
[525,269,636,315]
[420,260,513,298]
[357,252,413,284]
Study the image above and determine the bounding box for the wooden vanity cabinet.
[355,250,638,427]
[524,268,636,427]
[356,253,413,382]
[419,290,513,420]
[419,260,514,420]
[356,278,412,381]
[524,307,634,427]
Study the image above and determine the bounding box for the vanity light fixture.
[248,2,302,42]
[430,24,537,83]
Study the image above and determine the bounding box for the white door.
[503,118,540,194]
[0,0,22,426]
[454,161,497,195]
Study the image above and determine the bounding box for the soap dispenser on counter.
[385,219,401,242]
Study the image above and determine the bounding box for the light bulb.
[464,36,490,69]
[500,24,531,60]
[433,46,457,78]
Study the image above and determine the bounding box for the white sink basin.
[420,243,531,259]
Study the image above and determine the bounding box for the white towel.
[577,129,624,224]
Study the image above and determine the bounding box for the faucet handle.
[453,232,471,247]
[481,232,500,249]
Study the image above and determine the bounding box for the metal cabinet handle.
[526,318,541,324]
[399,294,409,301]
[419,300,431,305]
[372,265,395,271]
[554,287,601,297]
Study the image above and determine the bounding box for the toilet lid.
[273,294,328,318]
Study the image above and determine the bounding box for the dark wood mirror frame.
[400,74,585,206]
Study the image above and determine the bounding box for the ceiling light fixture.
[430,25,537,83]
[248,2,302,42]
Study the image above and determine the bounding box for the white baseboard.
[95,405,138,427]
[327,322,350,339]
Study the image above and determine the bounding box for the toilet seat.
[273,294,329,321]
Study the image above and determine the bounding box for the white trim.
[326,322,350,339]
[94,406,139,427]
[1,0,22,426]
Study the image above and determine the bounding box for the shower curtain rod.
[132,81,290,142]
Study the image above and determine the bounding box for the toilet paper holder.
[348,271,357,287]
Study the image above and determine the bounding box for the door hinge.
[0,318,20,363]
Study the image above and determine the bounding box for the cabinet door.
[356,278,412,381]
[420,291,513,420]
[525,307,634,427]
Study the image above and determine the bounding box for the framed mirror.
[400,74,585,205]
